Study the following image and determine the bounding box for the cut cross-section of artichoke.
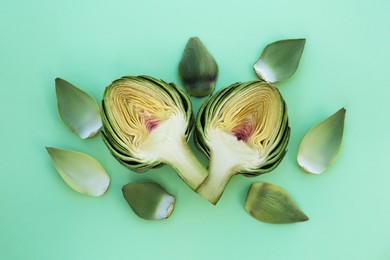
[101,76,208,190]
[195,80,290,204]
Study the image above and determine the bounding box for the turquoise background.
[1,0,389,259]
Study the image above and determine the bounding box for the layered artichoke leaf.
[101,76,207,190]
[195,80,290,204]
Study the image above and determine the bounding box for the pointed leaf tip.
[297,107,346,174]
[122,182,175,220]
[254,38,306,83]
[55,78,102,139]
[46,147,110,196]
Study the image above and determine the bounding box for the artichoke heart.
[101,76,208,190]
[195,80,290,204]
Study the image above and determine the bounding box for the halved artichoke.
[101,76,208,190]
[195,80,290,204]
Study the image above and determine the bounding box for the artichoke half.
[195,80,290,204]
[101,76,208,190]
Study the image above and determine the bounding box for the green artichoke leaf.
[195,80,290,204]
[254,39,305,83]
[179,37,218,97]
[122,182,175,220]
[101,76,208,190]
[46,147,110,196]
[55,78,102,139]
[297,108,346,174]
[245,182,308,224]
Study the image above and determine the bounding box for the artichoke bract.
[46,147,110,197]
[254,39,306,83]
[55,78,102,139]
[195,80,290,204]
[101,76,208,190]
[178,37,218,97]
[245,182,308,224]
[298,108,346,174]
[122,182,175,220]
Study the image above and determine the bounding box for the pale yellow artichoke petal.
[46,147,110,196]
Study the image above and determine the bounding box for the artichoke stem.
[196,153,236,205]
[162,140,208,190]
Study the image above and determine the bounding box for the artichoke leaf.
[179,37,218,97]
[122,182,175,220]
[297,108,346,174]
[46,147,110,196]
[55,78,102,139]
[254,39,305,83]
[245,182,308,224]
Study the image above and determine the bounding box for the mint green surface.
[1,0,389,259]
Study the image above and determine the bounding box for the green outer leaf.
[179,37,218,97]
[46,147,110,196]
[101,76,194,173]
[122,182,175,220]
[55,78,102,139]
[245,182,308,224]
[297,108,346,174]
[254,39,305,83]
